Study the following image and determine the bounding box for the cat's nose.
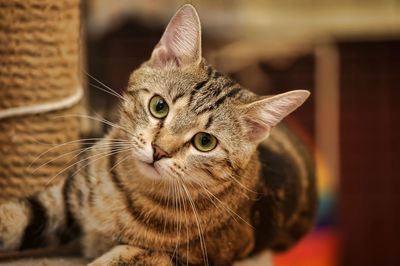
[152,144,170,162]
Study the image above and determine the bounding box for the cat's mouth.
[146,162,158,171]
[136,160,163,178]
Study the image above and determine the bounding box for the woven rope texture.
[0,0,81,202]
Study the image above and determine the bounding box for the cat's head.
[119,5,309,186]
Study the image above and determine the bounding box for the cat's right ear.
[150,4,202,68]
[241,90,310,143]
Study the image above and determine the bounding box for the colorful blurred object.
[274,228,339,266]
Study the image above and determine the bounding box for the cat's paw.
[87,245,172,266]
[87,245,138,266]
[0,201,30,251]
[87,260,104,266]
[233,249,274,266]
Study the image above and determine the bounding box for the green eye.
[193,132,217,152]
[149,95,169,119]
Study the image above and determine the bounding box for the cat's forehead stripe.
[191,86,243,115]
[185,64,243,115]
[172,92,185,103]
[205,115,213,129]
[188,66,213,104]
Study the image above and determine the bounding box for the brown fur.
[0,4,317,266]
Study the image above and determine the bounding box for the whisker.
[88,82,126,101]
[45,145,132,186]
[29,137,130,167]
[33,145,93,173]
[84,71,127,101]
[189,176,254,229]
[162,180,172,242]
[69,145,132,178]
[163,179,176,266]
[31,140,131,172]
[227,173,260,195]
[170,179,178,263]
[172,178,183,262]
[53,114,134,137]
[187,178,227,216]
[31,137,126,147]
[179,179,209,266]
[108,152,131,182]
[176,180,190,266]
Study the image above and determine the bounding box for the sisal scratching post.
[0,0,82,202]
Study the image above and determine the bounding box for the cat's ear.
[150,4,202,68]
[241,90,310,142]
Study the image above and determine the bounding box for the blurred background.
[82,1,400,265]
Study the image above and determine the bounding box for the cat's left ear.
[150,4,202,68]
[241,90,310,143]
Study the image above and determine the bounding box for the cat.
[0,4,317,266]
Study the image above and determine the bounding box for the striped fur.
[0,4,317,266]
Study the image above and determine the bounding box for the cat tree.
[0,0,82,202]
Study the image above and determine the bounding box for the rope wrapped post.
[0,0,82,202]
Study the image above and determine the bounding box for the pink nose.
[152,144,170,162]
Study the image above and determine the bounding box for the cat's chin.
[136,160,163,179]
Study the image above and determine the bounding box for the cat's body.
[0,5,317,266]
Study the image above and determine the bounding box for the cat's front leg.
[88,245,173,266]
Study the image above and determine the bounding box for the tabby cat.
[0,4,317,266]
